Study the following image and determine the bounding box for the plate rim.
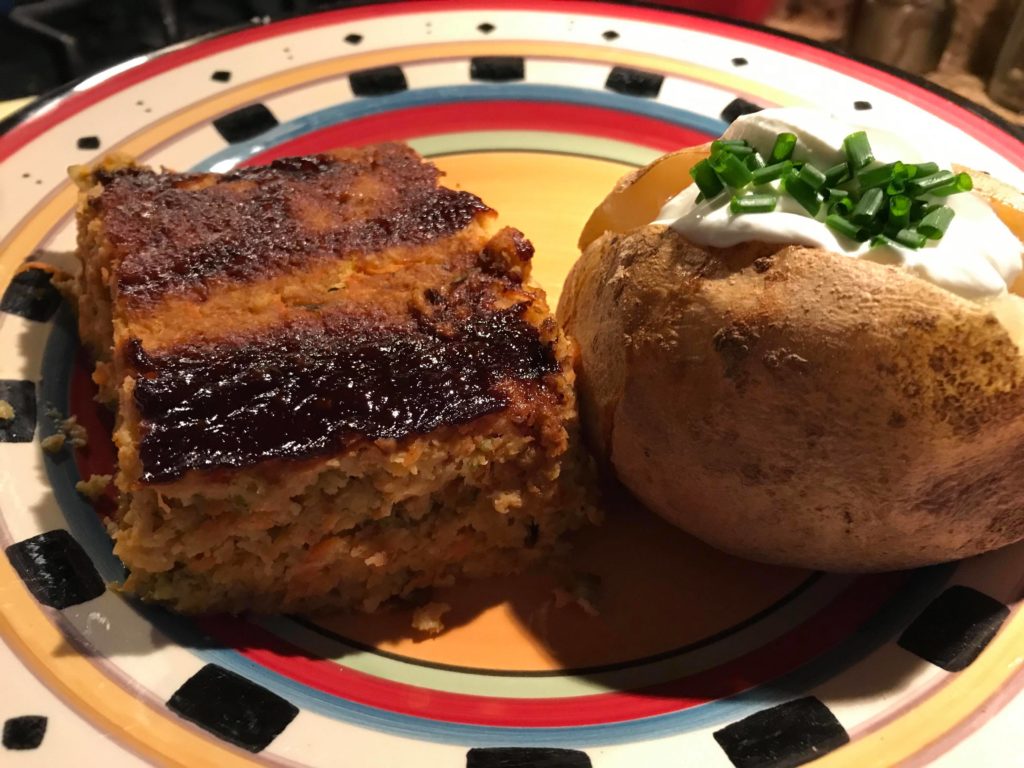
[1,0,1021,151]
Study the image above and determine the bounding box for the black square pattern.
[713,697,849,768]
[0,380,36,443]
[3,716,47,750]
[604,66,663,98]
[721,97,764,123]
[167,664,298,753]
[467,747,592,767]
[5,530,106,609]
[349,66,408,96]
[898,585,1010,671]
[212,104,279,143]
[1,266,63,322]
[470,57,525,82]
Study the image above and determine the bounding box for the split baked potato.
[559,144,1024,571]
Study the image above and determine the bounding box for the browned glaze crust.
[90,144,491,304]
[127,271,560,484]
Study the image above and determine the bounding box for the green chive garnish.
[931,171,974,196]
[712,140,755,158]
[889,194,911,228]
[712,139,749,151]
[918,206,955,239]
[705,126,966,245]
[830,195,855,216]
[826,214,869,241]
[843,131,874,170]
[885,162,914,195]
[894,228,927,249]
[798,163,827,191]
[750,160,792,185]
[886,178,907,196]
[770,132,797,163]
[857,162,896,190]
[730,192,778,214]
[852,187,884,224]
[911,162,939,178]
[690,159,725,199]
[782,171,821,216]
[907,170,955,195]
[825,162,850,186]
[711,150,754,188]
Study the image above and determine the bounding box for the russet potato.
[559,148,1024,571]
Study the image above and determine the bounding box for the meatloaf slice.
[70,144,596,614]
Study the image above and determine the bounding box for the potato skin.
[558,225,1024,570]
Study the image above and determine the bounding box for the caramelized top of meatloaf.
[72,145,571,485]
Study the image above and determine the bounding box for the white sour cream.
[654,107,1023,300]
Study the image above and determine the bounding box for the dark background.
[0,0,351,100]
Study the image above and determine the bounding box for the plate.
[1,2,1023,766]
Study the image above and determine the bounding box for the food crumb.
[41,409,89,453]
[412,601,451,635]
[40,433,66,453]
[61,415,89,448]
[76,474,112,500]
[0,400,14,421]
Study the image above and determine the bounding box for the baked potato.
[559,135,1024,571]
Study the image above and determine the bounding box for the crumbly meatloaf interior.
[71,145,596,614]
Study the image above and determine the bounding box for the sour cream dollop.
[654,108,1023,300]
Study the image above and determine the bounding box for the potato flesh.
[577,145,708,252]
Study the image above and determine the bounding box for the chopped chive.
[930,171,974,196]
[857,162,897,189]
[826,187,850,200]
[711,149,754,187]
[730,192,778,214]
[851,187,884,224]
[871,233,898,248]
[886,161,914,195]
[918,205,955,239]
[826,213,869,241]
[889,194,911,228]
[712,139,749,150]
[825,161,850,186]
[907,170,955,195]
[843,131,874,170]
[830,195,855,216]
[712,140,755,157]
[782,171,821,216]
[886,179,907,196]
[798,163,827,190]
[750,160,792,185]
[911,199,941,220]
[770,132,797,163]
[745,152,766,171]
[911,162,939,178]
[894,228,927,249]
[690,158,725,199]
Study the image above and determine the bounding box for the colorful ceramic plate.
[1,2,1023,765]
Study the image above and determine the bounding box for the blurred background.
[0,0,1021,126]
